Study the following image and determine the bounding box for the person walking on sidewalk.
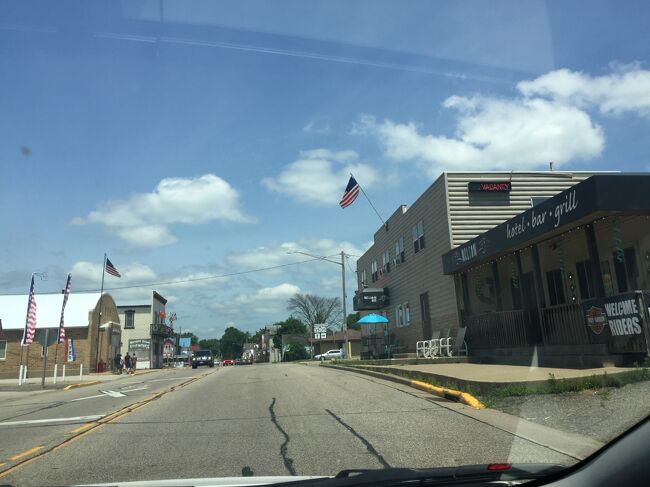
[124,352,132,375]
[114,353,122,374]
[131,353,138,374]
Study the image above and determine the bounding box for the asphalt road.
[1,363,581,486]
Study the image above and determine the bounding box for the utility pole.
[341,251,348,359]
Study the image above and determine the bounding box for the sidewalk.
[338,362,638,394]
[0,369,155,392]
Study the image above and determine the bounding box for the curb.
[63,380,101,391]
[323,364,485,409]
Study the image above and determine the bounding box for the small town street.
[0,363,587,486]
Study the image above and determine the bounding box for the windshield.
[1,1,650,486]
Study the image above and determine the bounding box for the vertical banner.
[67,338,76,362]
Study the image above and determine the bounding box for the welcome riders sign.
[581,292,650,354]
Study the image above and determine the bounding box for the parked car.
[191,350,214,369]
[222,359,234,366]
[315,349,343,361]
[235,358,243,365]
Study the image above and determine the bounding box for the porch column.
[585,222,605,297]
[461,272,472,315]
[531,244,547,309]
[491,261,503,311]
[515,251,525,308]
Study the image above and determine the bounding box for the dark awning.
[442,174,650,275]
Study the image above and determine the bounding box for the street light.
[287,250,349,359]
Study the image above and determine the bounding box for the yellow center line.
[9,446,44,461]
[69,423,96,434]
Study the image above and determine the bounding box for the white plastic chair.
[416,340,426,358]
[428,328,448,358]
[439,327,468,357]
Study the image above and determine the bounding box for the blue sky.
[1,0,649,338]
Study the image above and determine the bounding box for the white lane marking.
[70,394,105,402]
[148,377,187,382]
[99,390,126,398]
[0,415,104,427]
[121,386,148,393]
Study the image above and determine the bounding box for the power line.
[1,256,337,295]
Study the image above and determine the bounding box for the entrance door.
[521,272,543,344]
[420,292,432,339]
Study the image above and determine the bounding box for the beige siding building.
[354,171,597,358]
[117,291,171,369]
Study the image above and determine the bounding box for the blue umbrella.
[356,313,389,324]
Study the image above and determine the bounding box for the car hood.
[79,476,326,486]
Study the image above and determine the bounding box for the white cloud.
[262,149,378,206]
[356,96,604,178]
[72,174,254,247]
[210,283,300,313]
[517,64,650,117]
[226,239,368,272]
[302,121,331,134]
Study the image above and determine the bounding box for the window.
[395,304,403,326]
[395,303,410,326]
[125,310,135,329]
[381,249,390,273]
[613,247,639,293]
[361,269,367,287]
[576,260,595,300]
[371,260,378,282]
[403,302,411,325]
[394,237,405,264]
[0,340,6,360]
[412,221,425,253]
[546,269,566,306]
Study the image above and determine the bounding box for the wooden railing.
[539,303,590,346]
[463,310,531,349]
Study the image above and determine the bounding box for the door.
[420,292,432,339]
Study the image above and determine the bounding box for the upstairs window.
[361,269,367,287]
[125,310,135,329]
[381,249,391,274]
[394,237,405,264]
[371,260,378,282]
[412,221,425,253]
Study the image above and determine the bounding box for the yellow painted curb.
[410,380,485,409]
[63,380,101,391]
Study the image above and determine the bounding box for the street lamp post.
[287,250,349,359]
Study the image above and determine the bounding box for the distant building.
[0,293,120,377]
[314,330,361,358]
[117,291,172,369]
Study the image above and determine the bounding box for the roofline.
[152,291,167,305]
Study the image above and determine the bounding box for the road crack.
[268,397,296,475]
[325,409,391,468]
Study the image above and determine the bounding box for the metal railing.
[539,303,589,346]
[463,309,531,349]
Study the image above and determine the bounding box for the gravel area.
[487,380,650,443]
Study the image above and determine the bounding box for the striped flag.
[21,275,37,346]
[339,176,360,209]
[105,257,121,278]
[57,273,72,344]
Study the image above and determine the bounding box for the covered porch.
[442,174,650,367]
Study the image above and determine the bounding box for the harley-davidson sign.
[585,306,607,335]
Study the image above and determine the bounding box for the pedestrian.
[114,353,122,374]
[131,353,137,374]
[119,355,125,374]
[124,352,132,375]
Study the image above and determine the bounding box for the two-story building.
[117,291,172,369]
[354,171,601,359]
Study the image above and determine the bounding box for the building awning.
[442,174,650,275]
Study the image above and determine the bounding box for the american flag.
[169,312,177,322]
[339,176,360,209]
[58,274,72,344]
[21,275,37,346]
[105,257,121,278]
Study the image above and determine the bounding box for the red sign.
[585,306,608,334]
[468,181,512,193]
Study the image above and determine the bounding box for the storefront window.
[546,269,566,306]
[576,260,595,300]
[613,247,639,292]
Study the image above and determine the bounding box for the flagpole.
[94,254,107,372]
[351,173,385,226]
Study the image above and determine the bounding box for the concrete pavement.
[1,363,598,486]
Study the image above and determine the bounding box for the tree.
[198,338,220,356]
[283,342,309,361]
[220,326,250,359]
[346,312,361,331]
[271,317,308,350]
[180,332,199,345]
[287,293,342,329]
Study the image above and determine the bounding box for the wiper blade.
[272,463,565,486]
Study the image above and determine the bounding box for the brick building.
[0,293,120,379]
[354,171,601,358]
